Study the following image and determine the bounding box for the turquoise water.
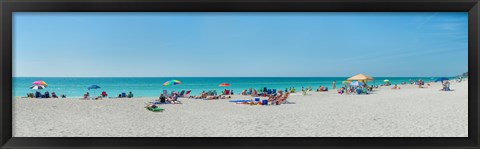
[13,77,438,98]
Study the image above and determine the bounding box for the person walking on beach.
[333,80,336,89]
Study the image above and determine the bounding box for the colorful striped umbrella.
[32,80,48,86]
[219,83,230,87]
[163,80,182,86]
[350,81,363,86]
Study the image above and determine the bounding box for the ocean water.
[13,77,439,98]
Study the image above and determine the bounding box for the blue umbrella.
[88,85,101,90]
[435,77,449,82]
[87,85,101,98]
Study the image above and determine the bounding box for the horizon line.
[12,76,457,78]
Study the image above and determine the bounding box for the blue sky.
[13,12,468,77]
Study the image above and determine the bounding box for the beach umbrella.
[219,83,230,87]
[87,85,101,97]
[32,80,48,86]
[347,74,374,82]
[30,85,46,90]
[87,85,101,90]
[435,77,449,82]
[384,79,390,82]
[163,80,182,86]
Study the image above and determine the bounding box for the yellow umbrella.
[347,74,374,82]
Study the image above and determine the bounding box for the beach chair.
[262,100,268,105]
[224,90,230,95]
[121,92,127,97]
[272,89,277,94]
[163,90,169,97]
[267,89,272,95]
[184,90,191,97]
[179,90,185,97]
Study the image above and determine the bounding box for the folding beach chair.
[224,90,230,95]
[179,90,185,97]
[185,90,191,97]
[163,90,169,97]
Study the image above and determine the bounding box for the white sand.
[13,81,468,137]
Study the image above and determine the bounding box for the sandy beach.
[13,80,468,137]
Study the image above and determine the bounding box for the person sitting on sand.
[101,91,108,97]
[392,84,399,90]
[275,90,284,103]
[146,103,158,109]
[159,94,167,103]
[201,91,207,99]
[84,92,90,99]
[338,87,344,95]
[252,89,258,97]
[241,90,247,95]
[441,81,452,91]
[51,92,58,98]
[44,91,50,98]
[169,92,181,104]
[267,94,276,105]
[127,91,134,98]
[276,92,290,105]
[349,87,355,95]
[362,87,369,94]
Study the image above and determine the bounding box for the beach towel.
[146,107,165,112]
[229,99,250,102]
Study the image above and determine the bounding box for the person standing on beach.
[333,80,336,89]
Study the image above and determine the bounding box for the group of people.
[316,86,328,92]
[267,90,290,105]
[337,84,373,95]
[28,91,66,98]
[83,91,134,99]
[190,91,232,100]
[157,92,182,104]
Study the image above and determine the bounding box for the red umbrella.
[219,83,230,87]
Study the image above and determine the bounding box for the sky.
[13,12,468,77]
